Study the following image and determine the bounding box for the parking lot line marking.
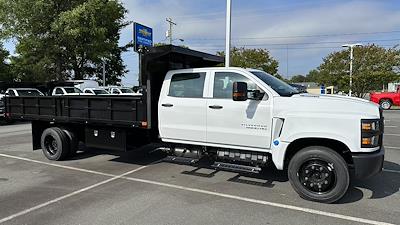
[385,126,398,128]
[0,153,116,177]
[121,177,393,225]
[0,166,147,224]
[385,134,400,137]
[383,169,400,174]
[0,153,394,225]
[385,146,400,150]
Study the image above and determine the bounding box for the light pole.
[225,0,232,67]
[342,43,362,97]
[102,60,106,86]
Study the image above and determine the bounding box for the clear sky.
[4,0,400,85]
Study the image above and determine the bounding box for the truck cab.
[159,67,384,203]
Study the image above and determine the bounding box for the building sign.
[320,84,326,94]
[134,22,153,52]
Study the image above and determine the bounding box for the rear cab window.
[169,72,206,98]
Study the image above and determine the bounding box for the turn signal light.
[362,123,372,131]
[362,138,372,145]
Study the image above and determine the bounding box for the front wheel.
[288,146,349,203]
[380,99,392,110]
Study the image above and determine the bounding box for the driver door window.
[213,72,260,99]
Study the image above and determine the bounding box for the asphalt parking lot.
[0,111,399,225]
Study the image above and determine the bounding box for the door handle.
[209,105,223,109]
[162,103,173,107]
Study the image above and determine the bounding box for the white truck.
[4,46,384,203]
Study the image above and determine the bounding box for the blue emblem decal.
[273,140,280,146]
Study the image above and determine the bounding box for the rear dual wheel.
[288,146,349,203]
[41,127,79,161]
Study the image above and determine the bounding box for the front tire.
[41,127,70,161]
[288,146,349,203]
[380,99,392,110]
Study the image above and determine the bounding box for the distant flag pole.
[225,0,232,67]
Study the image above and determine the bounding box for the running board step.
[164,156,199,165]
[212,162,261,174]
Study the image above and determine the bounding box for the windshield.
[250,71,299,97]
[94,90,109,95]
[65,87,83,93]
[16,90,43,96]
[120,88,134,93]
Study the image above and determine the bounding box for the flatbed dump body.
[5,95,146,128]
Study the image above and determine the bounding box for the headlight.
[361,120,380,132]
[361,119,382,148]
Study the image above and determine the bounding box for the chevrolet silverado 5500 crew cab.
[5,46,384,203]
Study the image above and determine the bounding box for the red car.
[370,86,400,109]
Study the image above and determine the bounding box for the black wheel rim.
[44,135,58,156]
[297,159,337,194]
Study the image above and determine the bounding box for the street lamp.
[225,0,232,67]
[342,43,363,97]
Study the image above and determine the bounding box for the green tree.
[0,43,13,81]
[0,0,129,83]
[290,75,307,83]
[314,45,400,97]
[218,47,279,76]
[305,69,320,83]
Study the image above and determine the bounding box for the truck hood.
[274,94,380,119]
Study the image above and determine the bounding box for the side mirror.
[233,82,248,101]
[250,90,265,100]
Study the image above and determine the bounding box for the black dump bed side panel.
[5,96,147,128]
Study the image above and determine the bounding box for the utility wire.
[184,30,400,41]
[186,38,400,47]
[192,44,398,51]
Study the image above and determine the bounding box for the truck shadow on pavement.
[69,146,399,204]
[337,160,400,204]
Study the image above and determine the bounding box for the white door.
[206,71,272,149]
[159,72,207,142]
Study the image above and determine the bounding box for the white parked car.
[52,87,88,96]
[6,88,44,97]
[107,87,142,96]
[83,88,110,95]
